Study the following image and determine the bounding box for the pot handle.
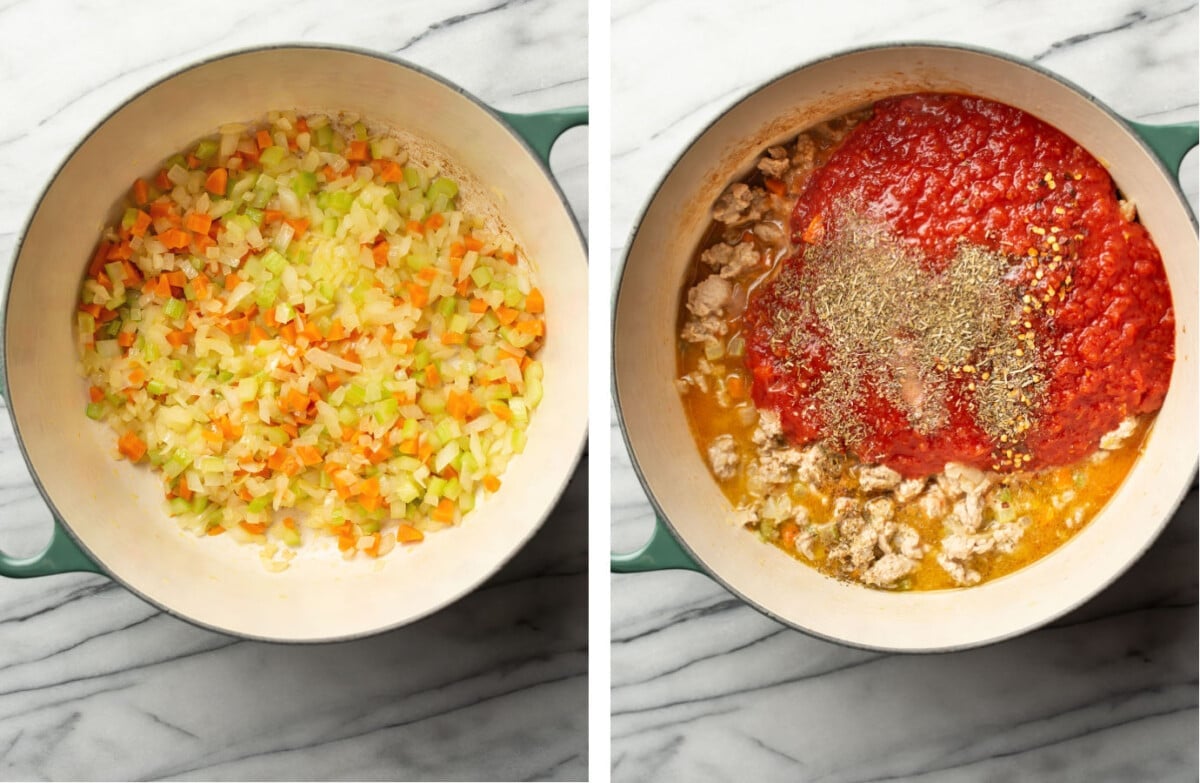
[1127,119,1198,178]
[497,107,588,165]
[611,515,704,573]
[0,382,102,577]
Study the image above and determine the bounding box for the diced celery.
[281,526,301,547]
[255,278,281,308]
[353,122,368,141]
[85,402,104,420]
[251,177,278,208]
[199,455,224,473]
[344,384,367,406]
[291,170,317,199]
[400,418,419,440]
[311,125,331,149]
[459,490,475,513]
[322,217,338,236]
[195,138,219,160]
[434,418,459,444]
[327,190,355,214]
[190,494,209,514]
[338,405,358,425]
[164,297,185,320]
[427,476,447,498]
[275,302,295,324]
[146,380,166,396]
[428,177,459,200]
[394,480,421,505]
[437,296,457,319]
[248,495,271,513]
[168,498,191,516]
[163,449,192,478]
[443,477,462,501]
[77,312,96,337]
[121,208,138,230]
[244,206,264,225]
[373,397,399,425]
[359,518,381,534]
[503,287,523,308]
[259,146,287,167]
[470,266,493,287]
[402,166,422,189]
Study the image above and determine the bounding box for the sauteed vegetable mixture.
[78,111,546,569]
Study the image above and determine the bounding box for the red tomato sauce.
[744,93,1174,476]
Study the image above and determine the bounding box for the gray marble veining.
[0,0,587,780]
[611,1,1198,781]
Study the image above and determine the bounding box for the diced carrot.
[424,364,439,386]
[417,438,434,464]
[525,287,545,314]
[261,209,283,224]
[201,428,224,445]
[337,534,356,551]
[449,242,466,259]
[88,242,112,277]
[425,213,445,231]
[406,282,429,309]
[482,474,501,493]
[255,129,272,150]
[166,330,188,348]
[88,385,105,403]
[224,272,242,290]
[326,319,346,341]
[488,401,512,421]
[502,251,517,265]
[296,445,322,466]
[515,319,545,337]
[417,266,439,284]
[285,217,309,238]
[726,375,746,399]
[345,140,369,162]
[355,475,380,499]
[406,219,423,235]
[301,320,323,341]
[184,153,202,170]
[106,241,133,261]
[155,168,171,190]
[240,521,267,536]
[764,177,786,196]
[469,298,489,314]
[378,160,403,183]
[158,227,190,250]
[127,367,146,387]
[321,164,337,181]
[440,331,465,346]
[397,523,424,544]
[192,274,210,300]
[132,178,150,205]
[185,212,212,234]
[284,387,308,413]
[496,306,519,325]
[206,525,226,536]
[204,167,228,196]
[131,210,152,237]
[398,437,418,455]
[117,331,135,348]
[249,326,269,345]
[295,117,309,133]
[461,235,483,252]
[117,431,147,462]
[372,240,389,268]
[779,521,800,549]
[446,390,469,421]
[166,270,188,288]
[431,497,456,523]
[279,321,297,343]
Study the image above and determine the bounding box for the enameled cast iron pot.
[612,43,1197,652]
[2,45,588,642]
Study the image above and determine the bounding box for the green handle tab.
[0,519,102,577]
[1128,120,1198,178]
[611,516,704,573]
[0,376,102,577]
[498,106,588,165]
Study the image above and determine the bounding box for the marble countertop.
[0,1,587,780]
[611,1,1197,781]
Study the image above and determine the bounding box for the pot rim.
[611,39,1198,653]
[5,42,588,644]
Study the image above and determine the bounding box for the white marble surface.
[0,1,587,780]
[611,1,1198,781]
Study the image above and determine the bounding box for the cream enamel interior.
[7,47,587,641]
[614,45,1197,651]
